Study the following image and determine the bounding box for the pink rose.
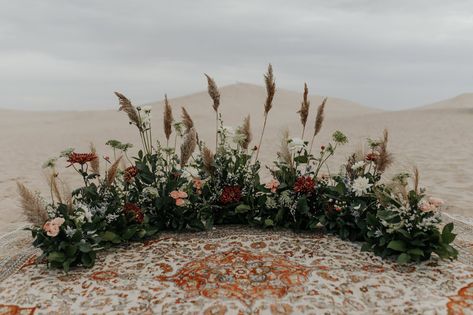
[175,198,186,207]
[265,179,280,193]
[170,190,188,199]
[419,201,433,212]
[51,217,65,226]
[42,217,65,237]
[170,190,188,206]
[428,197,444,207]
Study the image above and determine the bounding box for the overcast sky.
[1,0,472,110]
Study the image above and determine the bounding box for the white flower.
[83,208,93,223]
[141,105,152,113]
[222,126,235,136]
[265,197,277,209]
[64,226,77,238]
[75,214,85,224]
[142,187,159,197]
[182,167,199,180]
[352,177,372,197]
[351,161,365,171]
[279,191,293,207]
[140,106,152,126]
[288,138,306,152]
[106,213,119,223]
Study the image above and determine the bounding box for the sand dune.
[416,93,473,110]
[0,85,472,230]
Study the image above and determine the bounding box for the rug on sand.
[1,214,473,314]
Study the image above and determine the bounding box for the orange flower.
[66,152,98,167]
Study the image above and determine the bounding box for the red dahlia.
[66,152,97,167]
[124,203,144,224]
[219,186,242,204]
[124,166,138,182]
[294,176,316,193]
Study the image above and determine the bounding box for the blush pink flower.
[175,198,186,207]
[170,190,188,199]
[419,201,434,212]
[265,179,280,193]
[428,197,445,207]
[43,217,65,237]
[193,179,203,194]
[170,190,188,206]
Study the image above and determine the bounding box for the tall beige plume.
[17,182,49,226]
[164,94,173,143]
[180,128,197,167]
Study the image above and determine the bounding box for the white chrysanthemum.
[351,161,365,171]
[352,177,372,197]
[182,167,199,180]
[288,138,305,152]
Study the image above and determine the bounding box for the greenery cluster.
[26,70,457,271]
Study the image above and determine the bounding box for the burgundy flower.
[124,203,144,224]
[66,152,97,167]
[220,186,242,204]
[124,166,138,182]
[366,152,380,162]
[294,176,316,194]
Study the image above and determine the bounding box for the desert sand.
[0,83,472,231]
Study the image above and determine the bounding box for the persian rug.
[1,215,473,314]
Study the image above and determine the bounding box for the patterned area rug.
[1,216,473,314]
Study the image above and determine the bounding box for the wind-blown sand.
[0,83,472,230]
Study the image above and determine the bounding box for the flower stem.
[255,112,268,162]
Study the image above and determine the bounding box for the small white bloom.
[141,105,152,113]
[75,214,85,224]
[142,187,159,197]
[351,161,365,171]
[106,213,119,223]
[64,226,77,238]
[265,197,277,209]
[83,208,93,223]
[352,177,372,197]
[288,138,306,152]
[220,126,235,138]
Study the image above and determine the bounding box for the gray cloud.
[0,0,472,110]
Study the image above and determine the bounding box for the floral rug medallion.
[157,248,311,305]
